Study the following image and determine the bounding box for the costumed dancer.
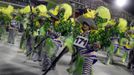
[0,12,6,40]
[105,35,119,65]
[120,37,130,63]
[127,30,134,70]
[41,21,61,71]
[69,18,100,75]
[118,18,129,63]
[19,14,30,51]
[42,3,73,73]
[8,13,18,44]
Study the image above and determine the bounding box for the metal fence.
[0,0,25,7]
[0,0,48,7]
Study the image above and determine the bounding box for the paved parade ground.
[0,37,132,75]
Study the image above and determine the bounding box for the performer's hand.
[48,28,52,33]
[93,42,101,49]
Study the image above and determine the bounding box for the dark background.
[103,0,134,15]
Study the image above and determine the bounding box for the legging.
[82,57,93,75]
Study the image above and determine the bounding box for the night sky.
[103,0,134,15]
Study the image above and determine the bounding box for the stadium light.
[115,0,128,7]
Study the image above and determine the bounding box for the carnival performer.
[19,14,30,50]
[70,18,100,75]
[120,30,133,63]
[8,13,18,44]
[0,13,6,40]
[41,20,61,71]
[105,35,119,65]
[126,27,134,70]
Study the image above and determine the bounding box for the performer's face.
[12,15,16,18]
[82,24,90,32]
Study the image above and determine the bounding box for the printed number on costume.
[74,36,88,48]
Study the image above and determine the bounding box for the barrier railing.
[0,0,26,7]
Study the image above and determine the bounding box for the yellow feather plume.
[49,5,60,16]
[96,6,111,28]
[49,3,72,21]
[117,18,128,33]
[20,6,36,14]
[60,3,72,21]
[36,5,47,13]
[1,5,14,18]
[83,9,96,19]
[96,6,111,20]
